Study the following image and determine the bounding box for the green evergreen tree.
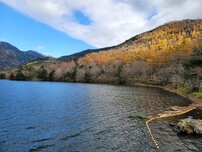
[37,67,48,81]
[15,71,27,80]
[48,70,55,81]
[0,73,5,79]
[184,47,202,92]
[9,73,15,80]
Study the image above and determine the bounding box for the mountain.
[2,19,202,87]
[59,46,115,61]
[0,42,45,70]
[59,19,202,63]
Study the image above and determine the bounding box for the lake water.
[0,80,200,152]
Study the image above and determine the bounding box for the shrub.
[0,73,6,79]
[37,68,48,81]
[48,70,55,81]
[9,73,15,80]
[15,71,27,80]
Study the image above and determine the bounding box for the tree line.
[2,47,201,93]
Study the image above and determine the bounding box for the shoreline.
[132,83,202,105]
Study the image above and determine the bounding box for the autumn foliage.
[5,19,202,89]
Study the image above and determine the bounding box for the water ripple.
[0,80,196,152]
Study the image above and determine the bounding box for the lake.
[0,80,200,152]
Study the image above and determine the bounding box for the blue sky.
[0,2,95,57]
[0,0,201,57]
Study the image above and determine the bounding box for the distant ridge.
[0,41,45,70]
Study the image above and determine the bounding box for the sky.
[0,0,202,57]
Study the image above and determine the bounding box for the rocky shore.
[142,85,202,149]
[177,116,202,135]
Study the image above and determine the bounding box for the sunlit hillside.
[2,19,202,89]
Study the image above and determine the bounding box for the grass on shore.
[191,92,202,100]
[171,87,202,102]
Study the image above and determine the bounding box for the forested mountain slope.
[0,42,45,70]
[60,19,201,63]
[2,19,202,90]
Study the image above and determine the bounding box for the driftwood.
[146,104,201,149]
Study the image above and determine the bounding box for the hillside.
[59,46,116,61]
[1,19,202,91]
[0,42,45,70]
[59,19,201,63]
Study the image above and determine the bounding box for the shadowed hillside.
[0,42,45,70]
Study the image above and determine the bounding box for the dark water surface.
[0,80,200,152]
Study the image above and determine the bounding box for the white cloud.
[0,0,202,48]
[36,45,44,51]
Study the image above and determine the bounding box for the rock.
[169,122,176,126]
[173,125,180,133]
[186,144,199,151]
[177,117,202,135]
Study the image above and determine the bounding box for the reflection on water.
[0,80,198,152]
